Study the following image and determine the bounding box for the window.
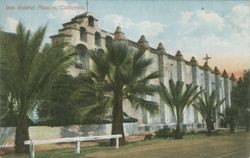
[80,27,87,42]
[75,44,88,69]
[96,49,104,56]
[105,36,112,46]
[88,16,94,27]
[95,32,101,47]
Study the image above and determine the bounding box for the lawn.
[3,132,250,158]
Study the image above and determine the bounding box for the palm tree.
[193,91,225,136]
[75,41,159,145]
[160,80,201,139]
[0,23,74,153]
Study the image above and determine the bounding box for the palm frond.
[106,41,130,66]
[160,80,200,127]
[193,90,225,122]
[0,22,74,118]
[127,95,159,115]
[159,82,176,117]
[88,50,110,78]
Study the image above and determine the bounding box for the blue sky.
[0,0,249,77]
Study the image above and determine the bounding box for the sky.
[0,0,249,78]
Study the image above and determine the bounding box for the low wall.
[0,122,139,147]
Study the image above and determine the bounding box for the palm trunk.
[110,90,125,146]
[229,117,235,133]
[206,119,212,136]
[15,115,29,153]
[229,124,235,133]
[175,113,182,139]
[211,121,215,130]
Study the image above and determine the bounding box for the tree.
[70,73,112,124]
[0,23,74,153]
[74,41,159,145]
[193,91,225,136]
[0,32,14,122]
[231,70,250,132]
[160,80,201,139]
[224,106,237,133]
[37,74,77,126]
[37,73,109,126]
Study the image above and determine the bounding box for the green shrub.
[155,127,175,138]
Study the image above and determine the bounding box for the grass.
[3,131,250,158]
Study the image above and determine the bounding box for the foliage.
[193,90,225,136]
[224,106,238,133]
[231,69,250,131]
[37,74,78,126]
[0,93,8,121]
[1,91,34,127]
[184,129,227,137]
[37,70,115,126]
[0,23,74,153]
[155,127,175,138]
[32,72,138,126]
[73,41,159,145]
[160,80,201,139]
[0,97,18,126]
[70,73,111,124]
[0,32,14,122]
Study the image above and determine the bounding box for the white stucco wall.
[50,12,232,130]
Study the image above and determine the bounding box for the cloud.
[177,4,249,54]
[179,10,224,35]
[177,35,230,55]
[179,11,193,25]
[174,4,250,74]
[228,4,250,31]
[103,14,134,30]
[135,21,165,37]
[4,17,19,33]
[176,28,249,60]
[103,14,166,37]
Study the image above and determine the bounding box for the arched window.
[75,44,88,69]
[80,27,87,42]
[96,49,104,56]
[105,36,113,46]
[95,32,101,47]
[88,16,94,27]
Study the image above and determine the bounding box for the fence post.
[116,135,119,149]
[30,140,35,158]
[76,140,80,154]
